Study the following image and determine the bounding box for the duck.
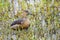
[11,10,32,30]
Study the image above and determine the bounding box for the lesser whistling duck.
[11,10,32,30]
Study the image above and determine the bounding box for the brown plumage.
[11,10,31,30]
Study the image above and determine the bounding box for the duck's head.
[21,10,32,18]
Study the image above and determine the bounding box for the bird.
[11,10,32,30]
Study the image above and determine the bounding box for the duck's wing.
[11,19,23,26]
